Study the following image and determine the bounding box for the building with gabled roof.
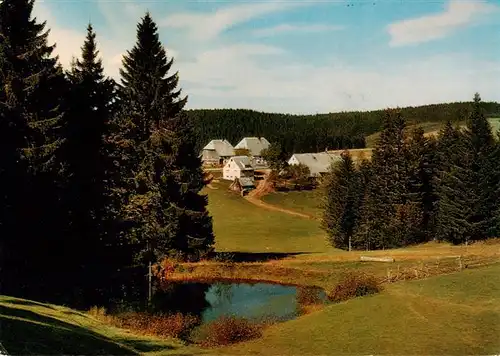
[201,139,235,165]
[287,152,341,177]
[223,155,255,181]
[234,137,270,157]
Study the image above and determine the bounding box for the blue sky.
[35,0,500,114]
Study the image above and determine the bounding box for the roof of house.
[202,139,235,157]
[238,177,255,187]
[227,155,254,170]
[289,152,341,174]
[234,137,270,156]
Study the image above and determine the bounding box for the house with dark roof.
[200,139,235,165]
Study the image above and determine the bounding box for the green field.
[489,117,500,133]
[0,295,197,356]
[261,189,323,219]
[2,176,499,355]
[204,180,331,254]
[366,119,500,148]
[220,263,500,355]
[2,263,499,355]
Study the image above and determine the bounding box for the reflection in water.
[151,283,211,319]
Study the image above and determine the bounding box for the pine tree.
[321,151,362,250]
[114,12,213,265]
[465,93,497,239]
[62,24,118,305]
[354,109,418,249]
[0,0,67,298]
[491,133,500,237]
[405,127,438,242]
[434,94,496,244]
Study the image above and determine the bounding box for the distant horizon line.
[184,99,500,116]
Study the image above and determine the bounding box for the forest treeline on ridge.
[186,102,500,153]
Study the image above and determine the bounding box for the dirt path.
[244,195,317,220]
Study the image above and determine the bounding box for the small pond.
[150,281,328,324]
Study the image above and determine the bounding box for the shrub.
[196,316,262,347]
[88,307,200,341]
[213,252,236,263]
[296,286,324,306]
[328,272,382,303]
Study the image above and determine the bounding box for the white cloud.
[32,2,500,115]
[176,47,500,114]
[160,1,307,41]
[253,23,344,37]
[387,0,498,47]
[33,2,85,69]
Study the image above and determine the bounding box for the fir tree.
[405,127,438,241]
[321,151,362,250]
[435,94,496,244]
[114,12,213,265]
[0,0,67,298]
[465,93,497,239]
[355,110,418,249]
[62,24,118,305]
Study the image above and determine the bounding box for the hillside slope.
[187,102,500,153]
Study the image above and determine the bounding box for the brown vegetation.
[328,272,382,303]
[88,306,199,340]
[194,316,263,347]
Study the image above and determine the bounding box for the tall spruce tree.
[0,0,67,299]
[465,94,497,239]
[405,127,438,241]
[114,12,213,266]
[62,24,117,305]
[321,151,362,251]
[354,110,419,249]
[435,94,496,244]
[492,132,500,237]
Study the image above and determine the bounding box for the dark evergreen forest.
[187,102,500,153]
[321,94,500,251]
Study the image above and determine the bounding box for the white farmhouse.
[223,156,255,181]
[200,139,235,165]
[234,137,270,165]
[288,152,341,177]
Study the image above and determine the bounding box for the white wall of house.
[223,160,241,180]
[223,159,254,180]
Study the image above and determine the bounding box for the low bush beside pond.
[88,306,200,340]
[192,315,264,347]
[328,272,382,303]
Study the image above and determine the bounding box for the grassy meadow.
[204,180,330,254]
[2,176,500,355]
[366,118,500,148]
[261,189,323,219]
[219,263,500,355]
[0,295,198,356]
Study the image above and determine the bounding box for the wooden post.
[348,236,352,252]
[148,260,152,305]
[458,255,463,271]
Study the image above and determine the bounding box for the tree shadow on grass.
[218,252,307,262]
[114,337,176,353]
[0,305,175,355]
[3,298,56,310]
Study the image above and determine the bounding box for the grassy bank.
[165,240,500,291]
[217,262,500,355]
[0,296,198,355]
